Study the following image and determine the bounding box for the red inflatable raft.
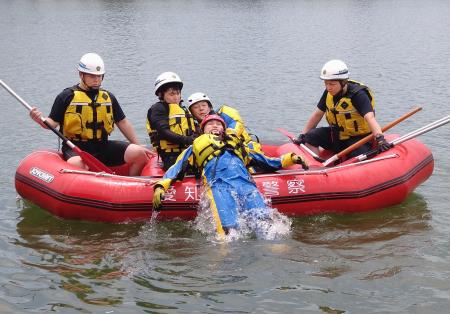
[15,135,434,223]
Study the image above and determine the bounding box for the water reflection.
[15,200,222,309]
[288,193,431,280]
[12,192,436,312]
[15,201,144,306]
[292,192,431,247]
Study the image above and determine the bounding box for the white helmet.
[320,59,349,80]
[154,72,183,95]
[77,53,105,75]
[187,92,212,108]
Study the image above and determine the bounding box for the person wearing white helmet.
[187,92,262,155]
[30,52,150,175]
[146,72,196,170]
[294,59,391,161]
[187,92,213,131]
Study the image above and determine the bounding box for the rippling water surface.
[1,0,450,313]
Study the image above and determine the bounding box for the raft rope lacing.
[58,169,158,184]
[263,154,399,178]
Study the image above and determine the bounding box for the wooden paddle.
[322,107,422,166]
[0,79,114,173]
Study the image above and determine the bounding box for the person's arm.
[152,146,194,209]
[354,90,391,151]
[154,146,194,190]
[30,107,59,129]
[302,108,325,134]
[150,103,194,145]
[30,88,73,129]
[364,111,383,136]
[248,150,308,170]
[217,105,246,137]
[116,118,140,144]
[352,90,383,136]
[300,90,327,134]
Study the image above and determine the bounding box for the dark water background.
[1,0,450,313]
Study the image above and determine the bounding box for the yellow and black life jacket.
[146,102,196,153]
[63,88,114,141]
[325,80,375,140]
[192,132,248,169]
[216,105,262,152]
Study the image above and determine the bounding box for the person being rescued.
[187,91,269,174]
[187,92,262,153]
[152,114,309,235]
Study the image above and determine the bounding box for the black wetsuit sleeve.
[48,88,74,123]
[316,90,328,111]
[352,90,373,117]
[108,92,126,122]
[148,102,193,145]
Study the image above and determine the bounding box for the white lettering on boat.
[287,179,305,194]
[164,186,177,201]
[262,181,280,196]
[184,185,199,201]
[30,167,54,183]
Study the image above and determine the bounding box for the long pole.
[355,115,450,162]
[323,107,422,166]
[0,79,113,173]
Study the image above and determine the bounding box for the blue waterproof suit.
[155,132,296,233]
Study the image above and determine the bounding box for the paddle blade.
[276,128,295,142]
[73,147,114,173]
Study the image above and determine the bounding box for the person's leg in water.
[208,184,239,234]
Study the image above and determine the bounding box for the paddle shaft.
[0,80,74,145]
[276,128,325,162]
[323,106,422,166]
[0,79,113,173]
[391,115,450,146]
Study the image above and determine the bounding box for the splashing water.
[191,187,292,241]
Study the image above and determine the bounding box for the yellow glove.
[292,154,309,170]
[153,186,165,210]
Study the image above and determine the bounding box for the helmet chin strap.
[79,73,102,91]
[337,80,348,96]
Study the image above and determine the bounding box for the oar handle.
[0,79,73,146]
[323,106,422,166]
[390,115,450,146]
[1,79,34,111]
[1,79,113,173]
[355,115,450,162]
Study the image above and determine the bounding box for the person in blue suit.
[152,114,308,235]
[188,91,266,174]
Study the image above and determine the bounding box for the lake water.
[1,0,450,313]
